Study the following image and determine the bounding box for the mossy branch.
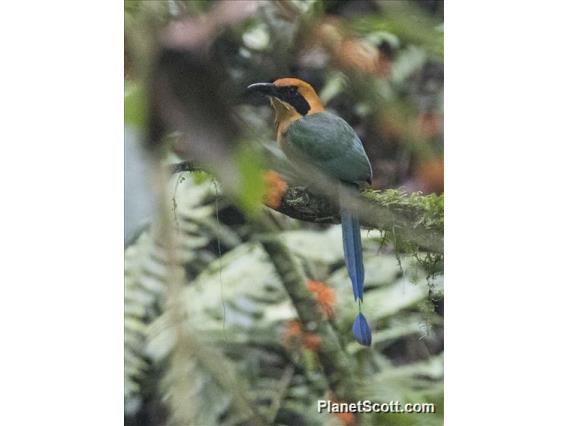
[273,186,444,254]
[170,161,444,254]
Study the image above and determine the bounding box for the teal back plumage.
[284,112,372,185]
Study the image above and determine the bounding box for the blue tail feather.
[341,208,364,302]
[352,313,372,346]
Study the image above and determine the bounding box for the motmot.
[247,78,373,346]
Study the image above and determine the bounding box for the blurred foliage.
[234,144,267,218]
[125,1,443,425]
[126,174,443,425]
[124,81,148,133]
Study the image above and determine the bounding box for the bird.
[247,77,373,346]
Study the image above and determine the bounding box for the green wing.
[285,111,372,184]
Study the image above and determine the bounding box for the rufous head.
[247,77,324,116]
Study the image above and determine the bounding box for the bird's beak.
[246,82,278,97]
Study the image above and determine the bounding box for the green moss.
[362,189,444,232]
[360,189,444,276]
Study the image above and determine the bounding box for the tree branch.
[274,186,444,254]
[170,160,444,254]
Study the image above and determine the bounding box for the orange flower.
[283,320,303,346]
[307,280,336,318]
[301,333,322,351]
[282,320,322,351]
[263,170,288,209]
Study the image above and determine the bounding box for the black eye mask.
[275,86,311,115]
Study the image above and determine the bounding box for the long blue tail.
[341,208,364,302]
[341,208,372,346]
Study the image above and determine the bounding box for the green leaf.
[234,144,266,217]
[124,81,148,132]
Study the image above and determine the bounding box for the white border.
[1,2,123,424]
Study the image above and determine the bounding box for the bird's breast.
[276,122,291,149]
